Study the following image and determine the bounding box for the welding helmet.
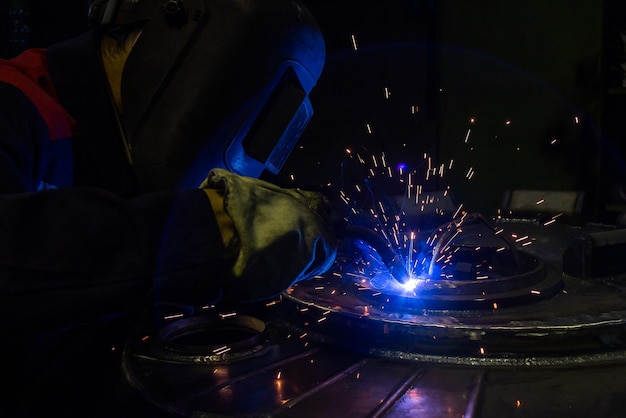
[89,0,325,191]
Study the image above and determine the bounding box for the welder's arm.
[0,187,231,330]
[201,168,337,302]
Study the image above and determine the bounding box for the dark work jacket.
[0,29,228,332]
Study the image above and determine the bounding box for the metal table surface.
[119,220,626,418]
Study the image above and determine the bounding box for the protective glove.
[201,168,337,301]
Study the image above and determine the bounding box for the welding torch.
[284,181,412,284]
[336,224,411,284]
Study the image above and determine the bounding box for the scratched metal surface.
[123,327,626,418]
[119,220,626,417]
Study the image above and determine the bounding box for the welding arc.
[341,225,411,284]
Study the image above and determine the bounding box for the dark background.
[2,0,625,223]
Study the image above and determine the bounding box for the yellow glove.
[201,168,337,301]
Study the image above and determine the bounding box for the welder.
[0,1,333,414]
[0,0,335,327]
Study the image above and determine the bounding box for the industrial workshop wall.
[436,0,604,218]
[0,0,90,58]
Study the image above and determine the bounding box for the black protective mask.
[94,0,325,191]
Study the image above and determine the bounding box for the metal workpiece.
[122,219,626,417]
[282,220,626,361]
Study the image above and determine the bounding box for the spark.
[452,203,464,219]
[574,116,579,124]
[276,371,282,380]
[407,231,415,272]
[464,128,471,143]
[219,311,237,319]
[213,345,231,355]
[536,199,545,205]
[350,34,359,50]
[163,312,184,320]
[384,87,391,99]
[366,123,373,134]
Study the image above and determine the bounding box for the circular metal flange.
[127,313,270,364]
[280,275,626,364]
[361,251,561,311]
[277,220,626,363]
